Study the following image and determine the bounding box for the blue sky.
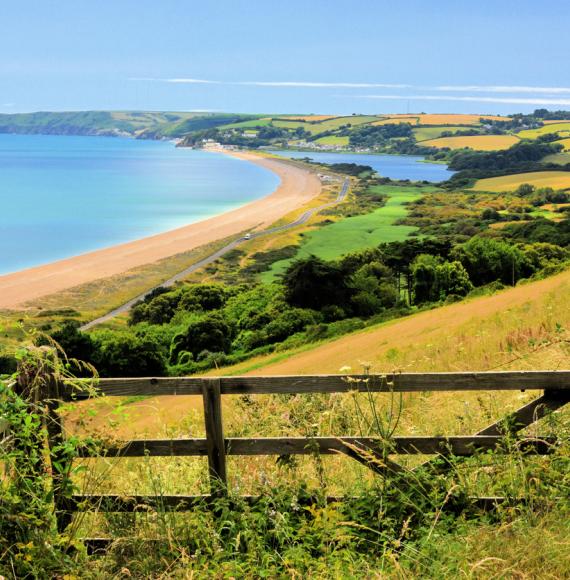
[2,0,569,115]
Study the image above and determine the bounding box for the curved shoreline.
[0,150,322,309]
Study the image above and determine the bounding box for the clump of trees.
[348,124,413,148]
[42,227,569,379]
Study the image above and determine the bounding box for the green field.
[314,135,350,146]
[263,185,430,281]
[218,117,272,129]
[273,115,379,135]
[543,152,570,164]
[517,122,570,140]
[412,126,473,141]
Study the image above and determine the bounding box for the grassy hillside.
[48,266,569,578]
[412,125,468,141]
[422,134,519,151]
[0,110,256,138]
[217,268,570,376]
[517,121,570,139]
[387,114,509,125]
[263,184,432,280]
[473,170,570,191]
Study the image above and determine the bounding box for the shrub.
[170,313,234,362]
[284,256,349,310]
[91,330,167,376]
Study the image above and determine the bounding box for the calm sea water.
[0,135,279,274]
[268,150,454,182]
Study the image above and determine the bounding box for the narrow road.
[81,178,349,330]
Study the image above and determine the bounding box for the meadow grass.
[216,117,272,129]
[7,269,568,578]
[262,184,428,281]
[413,114,509,125]
[273,115,378,135]
[412,125,470,141]
[315,135,350,146]
[57,270,570,578]
[473,170,570,192]
[517,121,570,139]
[372,116,420,126]
[285,115,337,122]
[421,134,519,151]
[542,151,570,164]
[375,114,508,126]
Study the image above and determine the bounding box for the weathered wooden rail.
[10,370,570,546]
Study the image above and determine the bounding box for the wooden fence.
[10,370,570,547]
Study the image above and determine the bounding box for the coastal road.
[80,178,350,330]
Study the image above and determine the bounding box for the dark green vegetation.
[445,138,569,188]
[38,228,568,378]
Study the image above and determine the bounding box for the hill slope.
[72,269,570,439]
[223,269,570,376]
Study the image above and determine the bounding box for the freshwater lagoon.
[267,150,454,182]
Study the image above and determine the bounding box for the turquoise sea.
[0,135,279,274]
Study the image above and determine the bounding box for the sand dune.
[0,151,321,309]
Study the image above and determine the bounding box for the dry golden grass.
[417,114,510,125]
[372,114,510,126]
[473,171,570,192]
[371,117,419,126]
[378,114,509,126]
[421,135,519,151]
[222,269,570,376]
[68,269,570,448]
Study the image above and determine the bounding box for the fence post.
[44,372,72,532]
[15,348,72,532]
[201,378,227,496]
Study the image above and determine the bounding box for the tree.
[481,208,500,221]
[452,237,532,286]
[435,261,473,298]
[283,256,348,310]
[349,262,398,315]
[130,292,181,325]
[411,254,441,303]
[178,284,229,312]
[170,314,233,362]
[44,320,94,362]
[91,330,167,377]
[515,183,535,196]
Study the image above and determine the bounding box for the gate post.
[201,378,227,496]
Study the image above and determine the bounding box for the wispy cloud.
[129,77,220,84]
[130,77,570,100]
[355,94,570,106]
[434,85,570,94]
[237,81,410,88]
[129,77,410,89]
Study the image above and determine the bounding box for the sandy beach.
[0,150,321,309]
